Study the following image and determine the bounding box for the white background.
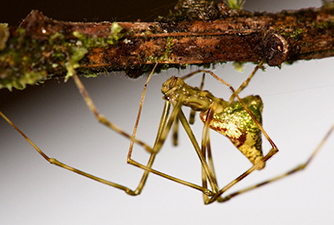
[1,1,334,224]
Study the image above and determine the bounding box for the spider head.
[161,76,185,102]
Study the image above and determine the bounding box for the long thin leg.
[200,102,219,203]
[0,110,145,195]
[172,115,179,146]
[177,105,219,194]
[229,59,265,102]
[188,73,206,125]
[217,122,334,202]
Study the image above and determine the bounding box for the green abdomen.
[200,95,265,169]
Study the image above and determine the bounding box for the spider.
[1,59,333,204]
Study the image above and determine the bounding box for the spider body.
[162,76,265,170]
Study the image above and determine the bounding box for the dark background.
[0,0,320,26]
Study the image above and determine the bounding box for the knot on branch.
[263,32,289,66]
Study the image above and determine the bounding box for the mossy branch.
[1,1,334,90]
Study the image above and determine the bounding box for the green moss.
[225,0,246,10]
[64,47,88,81]
[49,32,65,45]
[0,23,9,51]
[72,22,123,48]
[233,62,245,72]
[312,19,334,29]
[0,22,123,90]
[282,28,303,39]
[82,72,99,78]
[64,23,123,81]
[0,28,51,90]
[146,37,175,63]
[165,37,174,59]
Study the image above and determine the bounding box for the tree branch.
[1,2,334,90]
